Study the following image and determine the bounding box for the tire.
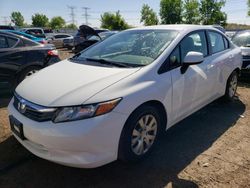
[223,71,238,101]
[18,66,41,84]
[118,105,163,162]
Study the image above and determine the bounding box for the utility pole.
[2,16,9,25]
[67,6,77,25]
[82,7,90,25]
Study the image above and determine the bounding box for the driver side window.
[180,31,208,61]
[169,31,207,69]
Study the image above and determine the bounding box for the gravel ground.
[0,49,249,188]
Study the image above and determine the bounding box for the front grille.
[13,94,56,122]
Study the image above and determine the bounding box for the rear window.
[0,36,18,48]
[26,29,43,35]
[7,37,18,47]
[0,36,8,48]
[208,31,225,54]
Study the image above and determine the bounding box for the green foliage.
[10,11,25,26]
[160,0,182,24]
[64,23,78,30]
[140,4,159,26]
[200,0,227,26]
[50,16,65,29]
[32,13,49,27]
[100,11,130,30]
[183,0,200,24]
[248,0,250,16]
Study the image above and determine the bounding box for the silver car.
[47,33,73,48]
[231,30,250,77]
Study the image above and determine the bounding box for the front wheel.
[223,71,238,101]
[118,105,163,162]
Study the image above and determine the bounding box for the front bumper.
[8,99,128,168]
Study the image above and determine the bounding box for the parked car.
[73,25,108,47]
[8,25,242,168]
[0,25,15,30]
[47,33,73,48]
[19,28,46,38]
[0,31,60,90]
[231,30,250,77]
[73,31,118,53]
[3,30,47,44]
[63,36,74,49]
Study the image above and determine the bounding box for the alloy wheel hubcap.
[131,114,157,155]
[229,74,237,98]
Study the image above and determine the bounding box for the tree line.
[10,12,77,29]
[8,0,239,31]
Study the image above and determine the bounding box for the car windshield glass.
[73,29,178,66]
[232,31,250,47]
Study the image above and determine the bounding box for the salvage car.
[47,33,73,48]
[73,25,108,47]
[8,25,242,168]
[0,31,60,90]
[231,30,250,77]
[73,31,118,54]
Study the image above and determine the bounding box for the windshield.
[232,31,250,47]
[73,29,178,66]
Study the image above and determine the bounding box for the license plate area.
[9,115,26,140]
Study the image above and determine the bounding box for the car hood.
[78,25,100,38]
[16,60,140,107]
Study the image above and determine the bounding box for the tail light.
[48,50,58,56]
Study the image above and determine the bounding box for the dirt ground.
[0,49,249,188]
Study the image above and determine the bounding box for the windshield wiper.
[86,58,133,68]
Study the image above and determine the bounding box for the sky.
[0,0,249,27]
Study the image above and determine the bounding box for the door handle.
[8,56,22,60]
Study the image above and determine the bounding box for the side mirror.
[181,51,204,74]
[183,51,204,65]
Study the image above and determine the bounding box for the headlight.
[53,98,122,123]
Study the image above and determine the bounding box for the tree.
[64,23,78,30]
[183,0,200,24]
[50,16,65,29]
[100,11,130,30]
[200,0,227,26]
[248,0,250,16]
[160,0,182,24]
[10,11,25,26]
[32,14,49,27]
[140,4,159,26]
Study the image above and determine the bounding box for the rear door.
[206,31,232,96]
[0,34,26,88]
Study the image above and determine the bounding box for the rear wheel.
[118,105,163,162]
[223,71,238,101]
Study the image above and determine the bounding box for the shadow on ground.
[0,96,245,188]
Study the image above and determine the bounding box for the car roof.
[0,30,41,44]
[4,30,37,37]
[129,24,220,32]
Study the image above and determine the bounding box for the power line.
[82,7,90,25]
[67,6,77,25]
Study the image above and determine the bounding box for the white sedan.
[8,25,242,168]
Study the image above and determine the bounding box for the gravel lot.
[0,49,249,188]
